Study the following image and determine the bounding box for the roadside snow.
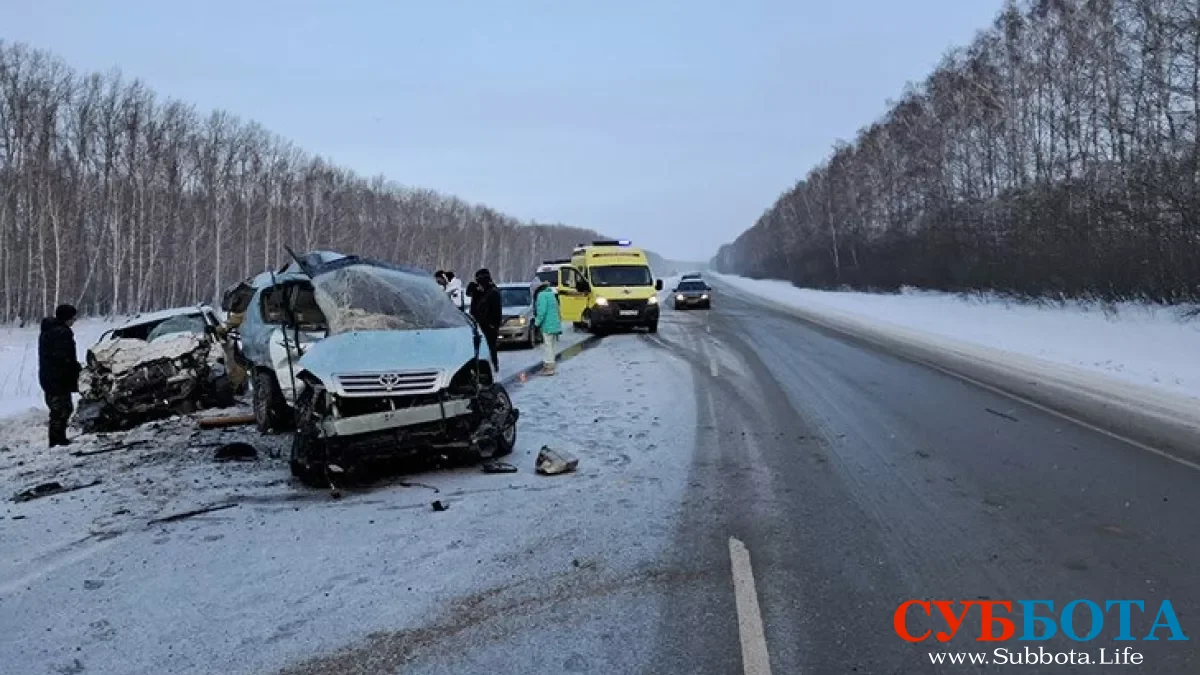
[0,319,116,418]
[716,275,1200,402]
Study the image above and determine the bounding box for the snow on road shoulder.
[0,318,116,418]
[0,333,698,675]
[716,274,1200,402]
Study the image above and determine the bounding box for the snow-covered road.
[0,331,697,675]
[4,285,1200,674]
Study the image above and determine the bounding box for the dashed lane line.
[729,537,774,675]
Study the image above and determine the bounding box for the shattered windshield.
[313,265,471,335]
[146,315,208,342]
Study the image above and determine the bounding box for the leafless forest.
[0,42,606,323]
[715,0,1200,302]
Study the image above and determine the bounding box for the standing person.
[38,304,83,447]
[467,268,502,372]
[444,271,465,310]
[533,279,562,375]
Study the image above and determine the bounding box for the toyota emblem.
[378,373,402,391]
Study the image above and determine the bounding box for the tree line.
[0,41,605,323]
[715,0,1200,303]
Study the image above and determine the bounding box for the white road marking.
[710,357,720,377]
[729,537,773,675]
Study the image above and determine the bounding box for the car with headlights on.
[497,283,541,349]
[672,279,712,310]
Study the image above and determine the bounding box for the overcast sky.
[3,0,1004,261]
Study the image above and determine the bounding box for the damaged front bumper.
[321,398,472,437]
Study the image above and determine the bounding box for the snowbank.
[716,275,1200,402]
[0,319,116,418]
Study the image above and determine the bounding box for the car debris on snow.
[535,445,579,475]
[198,413,257,429]
[213,442,258,462]
[481,460,518,474]
[431,499,449,512]
[13,479,102,503]
[70,438,154,457]
[147,502,238,525]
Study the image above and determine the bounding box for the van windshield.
[313,265,470,334]
[589,265,653,287]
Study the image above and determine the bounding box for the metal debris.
[535,446,579,475]
[481,461,518,474]
[13,479,102,503]
[147,502,238,525]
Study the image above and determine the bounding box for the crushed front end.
[76,334,232,432]
[284,260,519,486]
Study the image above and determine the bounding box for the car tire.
[490,384,517,457]
[673,302,682,311]
[290,387,328,488]
[471,383,517,459]
[647,320,659,334]
[253,369,292,434]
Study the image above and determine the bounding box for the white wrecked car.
[76,306,235,432]
[284,256,518,486]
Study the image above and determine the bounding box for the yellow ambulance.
[553,240,662,333]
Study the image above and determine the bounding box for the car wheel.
[490,384,517,457]
[253,369,292,433]
[673,302,682,311]
[647,320,659,334]
[290,388,328,487]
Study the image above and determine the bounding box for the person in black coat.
[38,304,82,447]
[466,268,502,371]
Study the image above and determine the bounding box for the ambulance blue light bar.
[592,240,631,246]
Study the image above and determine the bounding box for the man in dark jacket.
[466,268,502,372]
[39,304,82,447]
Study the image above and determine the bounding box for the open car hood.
[297,326,481,384]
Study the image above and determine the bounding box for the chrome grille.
[334,370,442,397]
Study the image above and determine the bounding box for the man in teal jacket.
[533,279,562,375]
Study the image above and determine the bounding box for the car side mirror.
[655,279,664,291]
[576,280,591,293]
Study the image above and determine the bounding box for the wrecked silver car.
[76,307,235,432]
[287,258,518,486]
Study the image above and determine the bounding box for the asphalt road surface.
[389,284,1199,674]
[641,284,1200,673]
[6,285,1197,675]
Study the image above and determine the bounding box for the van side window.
[260,286,289,324]
[560,268,579,289]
